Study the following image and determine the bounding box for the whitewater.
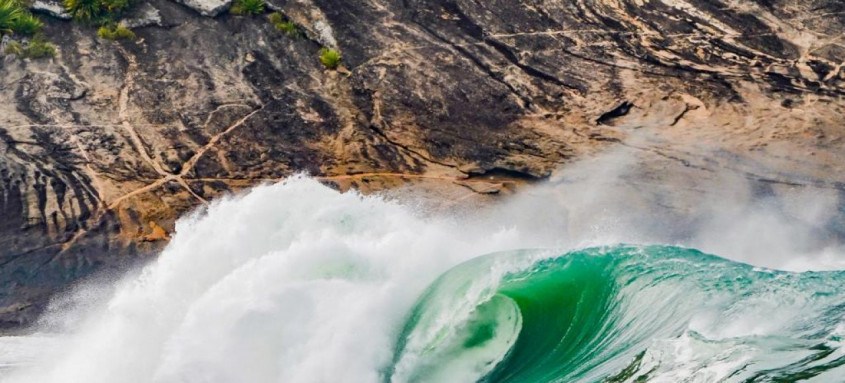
[1,157,844,382]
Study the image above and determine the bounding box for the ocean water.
[390,246,845,382]
[0,176,842,382]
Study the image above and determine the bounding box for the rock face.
[30,0,71,20]
[173,0,232,16]
[0,0,843,328]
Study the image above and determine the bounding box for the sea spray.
[0,175,843,382]
[0,176,543,383]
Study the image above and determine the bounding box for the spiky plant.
[23,35,56,58]
[277,21,298,37]
[0,0,23,34]
[0,0,44,36]
[63,0,102,21]
[10,12,42,35]
[319,47,341,70]
[230,0,264,15]
[97,23,134,40]
[5,35,56,59]
[268,12,298,36]
[3,40,22,55]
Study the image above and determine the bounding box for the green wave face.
[388,246,845,383]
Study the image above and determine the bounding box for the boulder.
[30,0,72,20]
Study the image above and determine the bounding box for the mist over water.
[1,147,844,382]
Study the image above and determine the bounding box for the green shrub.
[64,0,102,21]
[0,0,24,35]
[4,40,22,55]
[230,0,264,15]
[10,13,42,35]
[0,0,43,36]
[5,35,56,59]
[275,21,298,37]
[268,12,299,37]
[64,0,130,22]
[319,47,341,70]
[23,35,56,58]
[97,23,134,40]
[268,11,282,24]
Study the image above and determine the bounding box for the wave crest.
[390,246,845,382]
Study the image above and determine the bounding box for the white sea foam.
[1,176,547,383]
[0,143,842,382]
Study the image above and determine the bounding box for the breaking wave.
[0,176,843,382]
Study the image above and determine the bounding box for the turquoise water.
[388,246,845,382]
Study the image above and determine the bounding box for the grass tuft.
[10,12,42,35]
[63,0,131,23]
[268,12,299,37]
[24,35,56,58]
[3,40,22,55]
[0,0,44,36]
[268,11,282,24]
[230,0,264,15]
[0,0,24,35]
[319,47,341,70]
[63,0,102,22]
[275,20,298,37]
[5,35,56,59]
[97,23,135,40]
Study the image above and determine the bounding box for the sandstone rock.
[142,221,170,242]
[454,180,504,195]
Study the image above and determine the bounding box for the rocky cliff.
[0,0,843,327]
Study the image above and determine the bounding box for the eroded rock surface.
[0,0,843,327]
